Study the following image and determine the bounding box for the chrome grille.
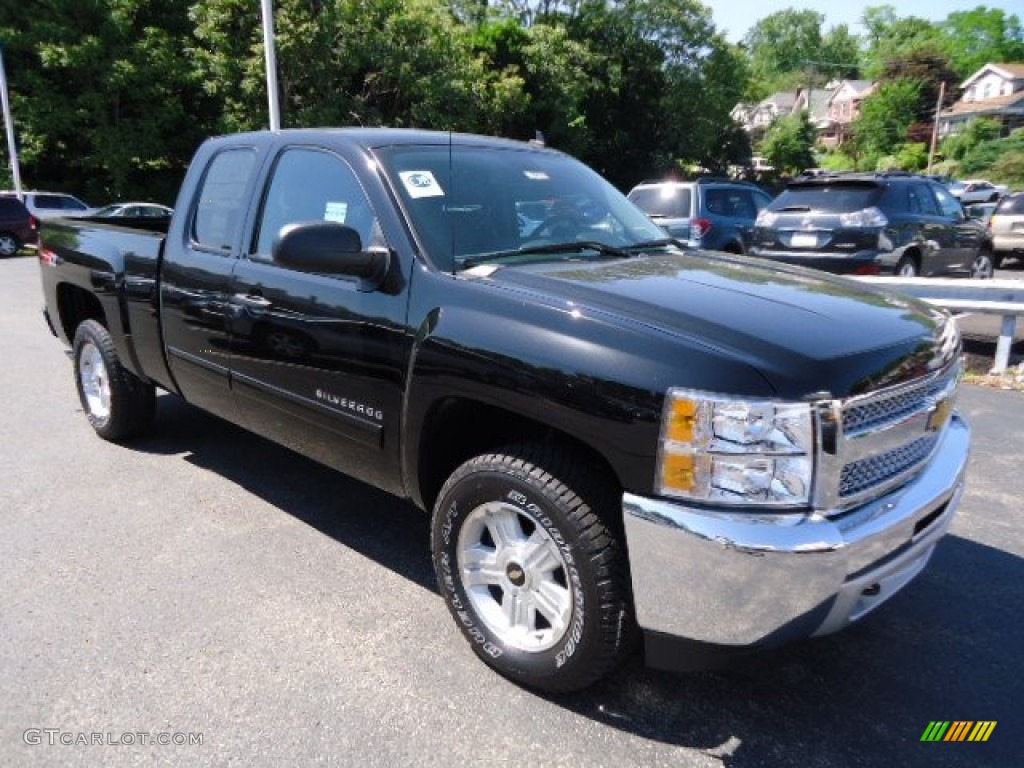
[839,434,939,498]
[844,372,955,435]
[819,357,962,510]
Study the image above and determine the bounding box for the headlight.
[657,389,815,507]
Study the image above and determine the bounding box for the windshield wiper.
[625,237,685,251]
[460,240,632,269]
[775,205,812,212]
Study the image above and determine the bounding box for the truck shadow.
[131,394,1021,767]
[550,533,1022,767]
[131,393,437,592]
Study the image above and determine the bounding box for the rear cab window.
[191,148,259,252]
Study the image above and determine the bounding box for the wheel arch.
[414,396,623,516]
[56,282,107,342]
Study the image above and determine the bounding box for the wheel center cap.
[506,562,526,587]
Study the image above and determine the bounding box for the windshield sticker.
[324,201,348,223]
[524,171,549,180]
[400,171,445,199]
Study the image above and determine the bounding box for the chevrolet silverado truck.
[38,129,970,692]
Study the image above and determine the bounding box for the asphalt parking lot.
[1,253,1021,767]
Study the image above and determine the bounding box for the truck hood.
[473,250,955,399]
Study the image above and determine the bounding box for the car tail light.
[29,215,39,231]
[839,206,887,228]
[853,263,880,276]
[690,218,712,240]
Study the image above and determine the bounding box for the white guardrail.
[853,277,1024,374]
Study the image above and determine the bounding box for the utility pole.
[260,0,281,131]
[927,80,946,176]
[0,42,24,198]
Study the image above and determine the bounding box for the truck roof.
[207,127,558,154]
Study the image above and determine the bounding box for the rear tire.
[431,444,635,692]
[970,250,994,279]
[73,320,155,441]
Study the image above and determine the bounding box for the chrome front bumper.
[623,413,970,649]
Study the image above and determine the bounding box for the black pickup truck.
[38,129,970,692]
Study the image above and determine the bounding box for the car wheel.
[431,444,635,692]
[896,256,919,277]
[0,232,21,257]
[73,319,156,441]
[970,250,995,279]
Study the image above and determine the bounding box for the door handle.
[233,293,272,309]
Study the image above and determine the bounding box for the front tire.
[896,255,919,277]
[431,444,635,692]
[73,320,156,441]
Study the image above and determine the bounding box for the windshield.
[375,143,666,271]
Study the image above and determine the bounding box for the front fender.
[400,270,773,502]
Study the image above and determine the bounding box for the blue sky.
[709,0,1024,43]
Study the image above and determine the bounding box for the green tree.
[860,6,944,79]
[851,78,922,167]
[744,9,824,84]
[760,111,817,175]
[941,8,1024,78]
[821,25,862,80]
[1,0,212,202]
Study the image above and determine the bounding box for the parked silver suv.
[627,178,773,254]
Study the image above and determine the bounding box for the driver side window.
[253,148,383,259]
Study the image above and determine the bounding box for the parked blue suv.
[627,178,773,254]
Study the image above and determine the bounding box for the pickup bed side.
[41,218,177,394]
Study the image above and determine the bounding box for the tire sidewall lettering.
[435,468,593,677]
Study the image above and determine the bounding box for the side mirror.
[272,221,389,290]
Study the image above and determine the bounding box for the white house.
[938,62,1024,136]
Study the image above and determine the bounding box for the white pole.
[0,43,24,198]
[260,0,281,131]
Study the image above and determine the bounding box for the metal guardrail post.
[995,316,1017,375]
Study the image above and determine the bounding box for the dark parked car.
[627,178,773,253]
[0,196,39,256]
[750,172,994,278]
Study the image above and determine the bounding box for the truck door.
[161,146,261,419]
[227,145,409,493]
